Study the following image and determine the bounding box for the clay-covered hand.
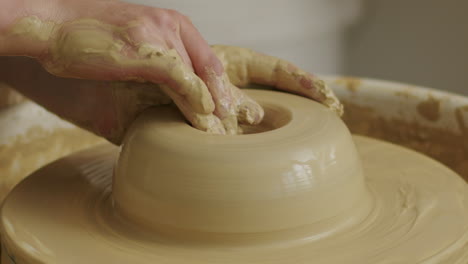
[0,0,342,145]
[212,45,343,116]
[39,1,263,135]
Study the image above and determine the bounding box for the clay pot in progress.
[1,90,468,263]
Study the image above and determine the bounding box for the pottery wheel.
[2,90,468,263]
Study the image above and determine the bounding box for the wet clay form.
[1,90,468,263]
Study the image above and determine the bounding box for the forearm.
[0,56,99,118]
[0,56,123,140]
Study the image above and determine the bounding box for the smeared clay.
[0,84,24,108]
[9,16,56,42]
[417,95,441,121]
[342,100,468,181]
[1,90,467,263]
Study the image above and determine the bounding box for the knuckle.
[179,13,193,25]
[127,17,152,40]
[153,9,181,31]
[201,54,224,76]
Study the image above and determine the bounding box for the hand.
[41,1,259,135]
[0,0,342,145]
[212,45,343,116]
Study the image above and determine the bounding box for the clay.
[113,90,365,235]
[417,95,441,121]
[1,90,468,263]
[342,100,468,181]
[0,84,24,108]
[334,76,361,93]
[3,15,467,263]
[0,124,104,203]
[329,76,468,181]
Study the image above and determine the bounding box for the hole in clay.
[239,103,292,134]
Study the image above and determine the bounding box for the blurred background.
[128,0,468,95]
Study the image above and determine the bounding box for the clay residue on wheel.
[342,101,468,181]
[416,96,441,122]
[334,77,362,93]
[0,125,103,203]
[0,84,25,108]
[394,89,420,99]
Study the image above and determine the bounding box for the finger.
[228,83,264,125]
[136,47,215,115]
[110,81,173,144]
[203,72,238,134]
[166,36,194,71]
[158,83,226,134]
[212,45,343,116]
[138,39,227,133]
[179,17,239,134]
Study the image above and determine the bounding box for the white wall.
[125,0,467,95]
[125,0,362,74]
[345,0,468,95]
